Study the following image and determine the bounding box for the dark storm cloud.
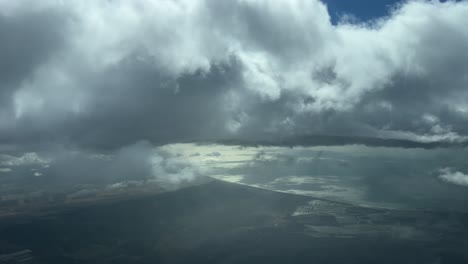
[49,55,243,150]
[0,8,68,102]
[0,6,70,147]
[3,53,243,151]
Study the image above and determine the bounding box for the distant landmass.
[219,134,468,149]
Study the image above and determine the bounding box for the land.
[1,179,467,263]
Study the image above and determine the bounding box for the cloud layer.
[2,0,468,185]
[1,0,468,152]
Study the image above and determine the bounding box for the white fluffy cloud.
[439,167,468,187]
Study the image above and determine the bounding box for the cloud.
[0,168,11,173]
[438,167,468,187]
[206,152,222,157]
[0,142,202,186]
[0,0,468,152]
[2,0,468,184]
[0,152,50,167]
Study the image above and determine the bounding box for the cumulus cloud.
[2,0,468,183]
[438,168,468,187]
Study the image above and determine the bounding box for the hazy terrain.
[1,179,467,264]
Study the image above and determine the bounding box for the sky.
[1,0,468,209]
[324,0,462,24]
[323,0,404,24]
